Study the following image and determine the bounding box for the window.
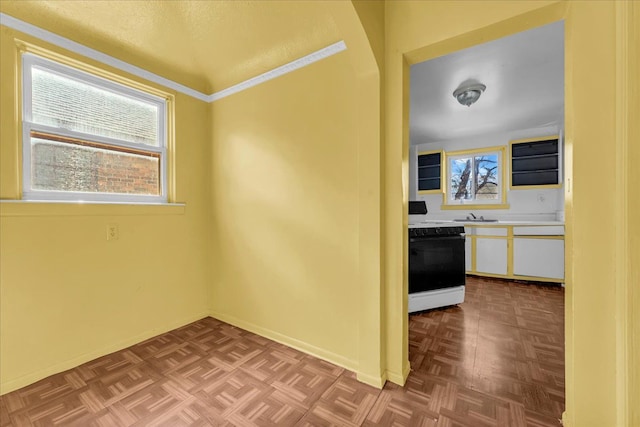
[22,53,168,203]
[446,147,505,206]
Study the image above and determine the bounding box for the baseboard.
[357,370,386,389]
[0,311,209,395]
[467,272,564,285]
[210,310,358,373]
[386,360,411,385]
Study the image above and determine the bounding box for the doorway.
[404,18,566,425]
[384,1,635,424]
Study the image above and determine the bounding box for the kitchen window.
[444,146,507,207]
[22,52,170,203]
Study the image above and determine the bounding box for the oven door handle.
[410,235,465,243]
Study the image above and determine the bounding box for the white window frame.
[446,148,504,205]
[22,53,168,203]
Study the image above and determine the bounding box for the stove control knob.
[435,227,441,234]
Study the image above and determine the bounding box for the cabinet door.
[417,151,442,192]
[513,238,564,279]
[510,137,561,187]
[475,238,508,275]
[465,235,472,272]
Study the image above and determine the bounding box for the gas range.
[408,220,466,313]
[409,221,459,227]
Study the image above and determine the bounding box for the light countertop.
[409,219,564,228]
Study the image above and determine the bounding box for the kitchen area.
[407,20,565,313]
[408,210,565,312]
[405,20,566,423]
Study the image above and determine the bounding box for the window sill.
[0,200,186,217]
[441,203,510,210]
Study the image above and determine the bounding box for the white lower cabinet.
[475,237,508,275]
[464,224,564,282]
[513,238,564,279]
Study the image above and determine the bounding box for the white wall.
[409,125,564,221]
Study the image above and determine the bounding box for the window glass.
[23,53,167,202]
[30,132,160,196]
[448,150,502,204]
[450,157,472,200]
[474,154,499,200]
[31,67,159,146]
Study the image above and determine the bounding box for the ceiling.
[410,21,564,145]
[0,1,341,94]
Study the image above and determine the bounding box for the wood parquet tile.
[0,277,564,426]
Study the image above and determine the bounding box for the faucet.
[466,213,486,221]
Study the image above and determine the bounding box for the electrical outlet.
[107,224,119,241]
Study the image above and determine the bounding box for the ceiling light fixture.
[453,83,486,107]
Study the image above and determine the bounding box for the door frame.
[388,2,635,425]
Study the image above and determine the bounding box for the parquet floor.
[0,277,564,426]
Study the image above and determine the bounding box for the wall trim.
[385,363,411,386]
[210,310,358,373]
[0,13,346,104]
[357,371,386,389]
[0,200,186,217]
[0,13,208,101]
[0,311,210,395]
[207,41,347,102]
[614,1,631,425]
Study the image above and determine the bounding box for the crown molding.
[0,13,209,101]
[0,13,347,103]
[207,41,346,102]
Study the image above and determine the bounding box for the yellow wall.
[209,51,361,370]
[0,26,212,393]
[1,1,638,423]
[565,4,619,424]
[206,1,388,387]
[0,0,390,393]
[333,0,387,386]
[352,0,385,70]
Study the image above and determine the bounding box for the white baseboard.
[209,310,359,374]
[357,371,386,389]
[386,361,411,386]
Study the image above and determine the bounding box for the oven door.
[409,234,465,293]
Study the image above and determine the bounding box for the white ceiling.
[410,21,564,145]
